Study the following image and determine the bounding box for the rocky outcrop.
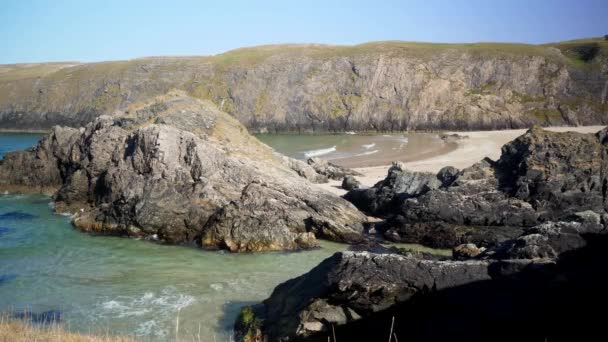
[0,39,607,132]
[236,221,608,341]
[344,162,442,217]
[346,127,608,248]
[0,92,366,251]
[306,157,361,181]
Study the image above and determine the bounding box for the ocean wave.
[355,149,379,157]
[303,146,336,158]
[96,287,196,337]
[361,143,376,149]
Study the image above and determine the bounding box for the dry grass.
[0,318,135,342]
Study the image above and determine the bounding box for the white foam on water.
[96,287,196,337]
[355,150,379,157]
[362,143,376,149]
[303,146,336,158]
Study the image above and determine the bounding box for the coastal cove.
[0,132,449,340]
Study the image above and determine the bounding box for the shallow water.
[0,132,44,159]
[257,132,454,168]
[0,132,449,340]
[0,193,347,340]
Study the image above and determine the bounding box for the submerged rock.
[0,92,366,251]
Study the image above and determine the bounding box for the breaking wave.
[303,146,336,158]
[96,287,196,338]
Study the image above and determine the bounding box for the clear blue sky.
[1,0,606,64]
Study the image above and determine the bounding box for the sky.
[1,0,607,64]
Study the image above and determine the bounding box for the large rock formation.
[235,221,608,341]
[0,39,607,132]
[347,126,608,248]
[0,92,366,251]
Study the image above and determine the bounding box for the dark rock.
[341,175,361,190]
[436,165,459,187]
[237,250,548,341]
[239,232,608,342]
[378,215,523,249]
[0,92,366,252]
[344,127,608,249]
[344,162,440,217]
[485,221,606,260]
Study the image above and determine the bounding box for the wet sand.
[316,126,606,196]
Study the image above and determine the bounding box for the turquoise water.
[0,132,348,339]
[0,132,446,340]
[0,132,44,159]
[0,193,346,340]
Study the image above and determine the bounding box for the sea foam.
[303,146,336,158]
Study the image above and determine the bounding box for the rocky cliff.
[0,91,366,251]
[1,38,607,132]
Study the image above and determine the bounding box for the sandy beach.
[316,126,606,196]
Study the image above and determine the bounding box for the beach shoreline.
[315,125,607,196]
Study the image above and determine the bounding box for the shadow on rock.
[303,234,608,342]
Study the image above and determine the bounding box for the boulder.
[0,92,366,251]
[341,175,361,190]
[306,157,361,180]
[344,162,441,217]
[453,243,485,260]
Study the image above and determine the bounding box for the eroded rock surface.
[346,127,608,248]
[236,221,608,341]
[0,92,366,251]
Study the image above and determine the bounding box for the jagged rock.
[436,166,459,187]
[235,250,559,341]
[571,210,602,225]
[306,157,361,181]
[283,157,328,183]
[379,216,523,248]
[239,233,608,342]
[344,162,441,217]
[341,175,361,190]
[453,243,485,260]
[485,221,606,260]
[0,92,366,251]
[345,127,608,249]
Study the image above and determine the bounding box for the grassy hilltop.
[0,37,606,132]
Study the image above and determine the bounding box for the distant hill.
[1,38,606,132]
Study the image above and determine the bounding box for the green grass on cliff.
[1,37,604,83]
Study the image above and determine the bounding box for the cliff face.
[1,39,607,132]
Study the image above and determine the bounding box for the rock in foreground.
[0,92,366,251]
[236,221,608,342]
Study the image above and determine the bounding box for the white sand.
[316,126,606,196]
